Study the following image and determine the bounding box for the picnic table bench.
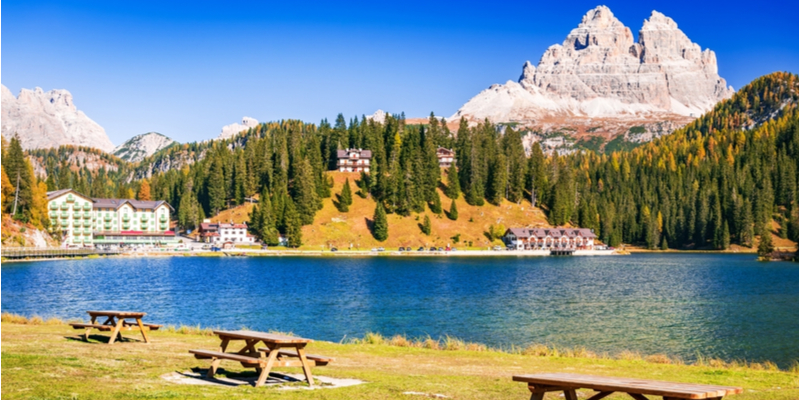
[69,311,162,344]
[513,373,742,400]
[189,330,334,387]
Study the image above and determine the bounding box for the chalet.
[336,148,371,172]
[504,227,597,250]
[436,147,455,168]
[199,220,256,245]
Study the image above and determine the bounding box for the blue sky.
[3,0,798,145]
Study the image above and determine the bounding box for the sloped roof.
[47,188,92,201]
[92,198,174,211]
[336,149,372,159]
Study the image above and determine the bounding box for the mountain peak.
[1,84,115,152]
[113,132,177,162]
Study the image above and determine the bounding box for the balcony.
[60,212,69,219]
[50,203,58,210]
[66,195,75,202]
[83,203,91,210]
[122,215,130,221]
[60,204,69,210]
[160,215,167,222]
[104,215,112,221]
[83,212,92,219]
[60,221,69,227]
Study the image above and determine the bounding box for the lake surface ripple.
[2,254,797,367]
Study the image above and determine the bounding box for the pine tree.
[372,202,388,241]
[207,157,226,215]
[284,198,303,248]
[291,158,320,225]
[421,214,432,235]
[429,191,442,214]
[447,199,458,221]
[337,178,353,212]
[444,165,460,199]
[757,226,774,257]
[2,137,33,218]
[740,198,754,247]
[721,221,731,250]
[487,153,508,206]
[660,236,669,250]
[1,169,13,213]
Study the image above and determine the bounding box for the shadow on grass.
[64,334,146,344]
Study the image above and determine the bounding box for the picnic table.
[513,373,742,400]
[69,310,162,344]
[190,330,334,387]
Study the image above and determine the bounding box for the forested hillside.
[563,72,798,249]
[27,72,798,250]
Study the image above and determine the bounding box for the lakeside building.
[198,220,256,247]
[436,147,455,168]
[503,227,597,250]
[46,189,176,246]
[336,148,371,172]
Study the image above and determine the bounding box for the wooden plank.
[213,330,312,344]
[70,323,113,330]
[135,318,150,344]
[296,346,315,387]
[586,392,614,400]
[264,349,335,363]
[87,310,147,318]
[188,349,265,365]
[563,388,578,400]
[512,374,742,399]
[255,346,280,387]
[107,318,124,345]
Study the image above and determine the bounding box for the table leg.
[627,394,648,400]
[296,345,315,387]
[219,338,230,352]
[135,318,150,343]
[84,326,92,341]
[255,345,280,387]
[206,358,222,378]
[563,389,578,400]
[108,318,124,344]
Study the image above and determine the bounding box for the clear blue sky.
[3,0,797,145]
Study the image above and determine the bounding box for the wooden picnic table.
[69,310,161,344]
[190,330,333,387]
[513,373,743,400]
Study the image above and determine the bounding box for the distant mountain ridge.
[1,84,115,152]
[113,132,177,162]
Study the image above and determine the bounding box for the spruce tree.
[258,189,279,246]
[429,192,442,214]
[372,202,388,241]
[660,236,669,250]
[448,199,458,221]
[757,226,773,257]
[444,165,460,199]
[284,198,303,248]
[2,137,33,217]
[721,221,731,250]
[207,158,226,215]
[421,214,431,235]
[337,178,353,212]
[291,158,320,225]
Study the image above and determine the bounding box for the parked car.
[429,247,437,251]
[398,247,405,252]
[201,244,210,250]
[405,247,412,251]
[377,247,385,252]
[493,245,503,251]
[211,246,221,252]
[437,247,444,251]
[371,248,378,252]
[331,247,338,252]
[417,247,425,252]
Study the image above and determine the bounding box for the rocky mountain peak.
[1,84,115,152]
[217,116,259,141]
[113,132,177,162]
[453,6,734,126]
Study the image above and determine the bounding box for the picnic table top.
[513,373,743,399]
[87,310,147,318]
[212,330,313,344]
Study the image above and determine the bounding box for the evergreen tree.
[421,214,431,235]
[284,198,303,248]
[444,165,460,199]
[207,158,226,215]
[757,226,774,257]
[337,178,353,212]
[660,236,669,250]
[740,198,755,247]
[2,137,33,218]
[429,191,442,214]
[372,202,388,241]
[447,199,458,221]
[721,221,731,250]
[487,153,508,206]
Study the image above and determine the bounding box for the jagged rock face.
[217,116,259,141]
[453,6,734,123]
[365,110,388,124]
[1,84,115,152]
[113,132,177,162]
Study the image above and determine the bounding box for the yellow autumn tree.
[137,179,152,201]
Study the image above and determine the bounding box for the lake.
[1,254,797,368]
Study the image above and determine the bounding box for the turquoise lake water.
[1,254,797,367]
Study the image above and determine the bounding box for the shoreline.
[6,248,794,262]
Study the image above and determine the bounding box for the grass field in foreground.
[1,320,797,399]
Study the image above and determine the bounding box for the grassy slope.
[305,173,549,249]
[210,172,550,250]
[2,322,796,400]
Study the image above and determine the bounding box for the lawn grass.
[2,320,796,399]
